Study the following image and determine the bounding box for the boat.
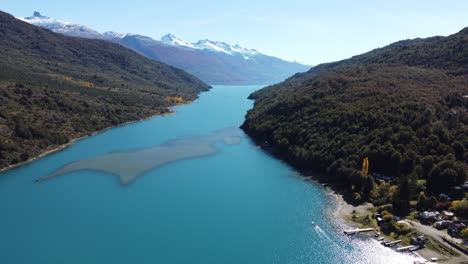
[311,221,317,227]
[408,245,420,252]
[397,245,414,252]
[383,240,402,247]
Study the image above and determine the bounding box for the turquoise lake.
[0,85,419,263]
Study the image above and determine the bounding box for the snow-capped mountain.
[160,33,258,58]
[160,33,194,48]
[18,12,103,39]
[102,31,126,40]
[19,12,310,85]
[194,39,258,57]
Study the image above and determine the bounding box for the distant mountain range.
[19,12,310,85]
[0,10,209,168]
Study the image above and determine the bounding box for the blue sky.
[3,0,467,65]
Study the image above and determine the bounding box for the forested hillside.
[0,11,210,169]
[242,28,468,215]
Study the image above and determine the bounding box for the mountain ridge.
[19,12,311,85]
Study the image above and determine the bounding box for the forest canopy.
[242,27,468,215]
[0,11,209,168]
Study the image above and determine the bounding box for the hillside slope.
[242,28,468,213]
[0,11,210,168]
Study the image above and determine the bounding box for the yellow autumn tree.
[362,157,369,176]
[164,96,184,104]
[173,96,183,103]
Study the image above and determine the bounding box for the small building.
[434,220,452,230]
[419,211,440,224]
[441,211,454,220]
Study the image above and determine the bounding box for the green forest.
[0,11,210,168]
[242,27,468,216]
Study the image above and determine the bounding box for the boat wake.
[312,224,348,251]
[314,225,332,241]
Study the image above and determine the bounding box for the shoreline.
[250,142,467,263]
[0,107,181,175]
[330,191,467,263]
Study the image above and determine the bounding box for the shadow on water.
[37,127,245,185]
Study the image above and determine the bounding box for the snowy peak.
[18,12,299,64]
[160,34,259,56]
[14,12,309,84]
[19,11,261,58]
[231,44,258,55]
[31,11,46,18]
[160,34,194,48]
[103,31,126,40]
[19,12,103,39]
[193,39,258,56]
[194,39,232,55]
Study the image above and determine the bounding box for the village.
[338,182,468,263]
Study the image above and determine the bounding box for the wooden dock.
[344,228,375,235]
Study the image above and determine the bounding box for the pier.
[344,228,375,235]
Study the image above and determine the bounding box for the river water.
[0,85,419,263]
